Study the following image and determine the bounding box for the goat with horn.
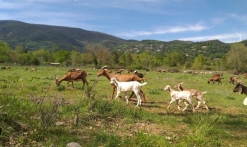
[55,70,89,89]
[97,66,147,102]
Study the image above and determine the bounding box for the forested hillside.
[0,20,126,52]
[0,20,232,59]
[1,20,247,72]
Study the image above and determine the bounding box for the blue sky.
[1,0,247,43]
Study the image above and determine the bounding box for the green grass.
[0,66,247,146]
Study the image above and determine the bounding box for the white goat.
[110,77,147,106]
[164,85,195,113]
[174,82,209,110]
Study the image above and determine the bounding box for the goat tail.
[202,91,207,94]
[139,82,147,87]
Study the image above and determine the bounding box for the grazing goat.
[213,73,223,77]
[164,85,195,113]
[233,83,247,95]
[32,67,37,71]
[126,69,134,74]
[174,82,209,110]
[110,78,147,106]
[1,66,6,70]
[243,73,247,79]
[133,70,144,78]
[97,66,147,102]
[207,76,222,84]
[229,76,242,84]
[55,70,88,89]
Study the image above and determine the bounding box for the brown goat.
[55,70,89,89]
[174,82,209,110]
[67,68,82,72]
[1,66,6,70]
[229,76,242,84]
[97,66,146,102]
[233,83,247,95]
[208,76,222,84]
[213,73,223,77]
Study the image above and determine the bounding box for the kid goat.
[174,82,209,110]
[110,77,147,106]
[164,85,195,113]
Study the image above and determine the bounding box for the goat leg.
[140,90,146,102]
[111,86,116,99]
[195,101,201,109]
[182,101,189,111]
[124,95,129,104]
[128,92,135,101]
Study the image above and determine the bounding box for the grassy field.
[0,66,247,146]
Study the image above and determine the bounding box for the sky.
[0,0,247,43]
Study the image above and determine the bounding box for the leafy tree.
[81,53,93,65]
[70,50,81,67]
[164,52,184,67]
[19,52,32,65]
[226,43,247,73]
[192,54,206,70]
[111,51,120,65]
[138,51,158,70]
[95,46,111,67]
[33,49,53,65]
[53,50,71,64]
[0,41,11,63]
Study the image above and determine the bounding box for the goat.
[1,66,6,70]
[233,83,247,95]
[126,69,134,74]
[208,76,222,84]
[213,73,223,77]
[229,76,243,84]
[133,70,144,78]
[174,82,209,110]
[55,70,89,89]
[164,85,195,113]
[32,67,37,71]
[67,68,81,72]
[114,69,125,74]
[97,66,147,102]
[243,73,247,79]
[110,78,147,106]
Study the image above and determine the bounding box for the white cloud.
[179,33,242,43]
[119,23,209,37]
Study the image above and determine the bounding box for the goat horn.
[55,75,59,80]
[100,66,108,70]
[179,82,184,85]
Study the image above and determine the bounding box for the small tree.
[0,41,11,63]
[192,54,206,70]
[226,43,247,73]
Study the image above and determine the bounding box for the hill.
[1,20,247,59]
[0,20,126,52]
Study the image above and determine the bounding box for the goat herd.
[52,66,247,113]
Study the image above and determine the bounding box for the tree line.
[0,40,247,73]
